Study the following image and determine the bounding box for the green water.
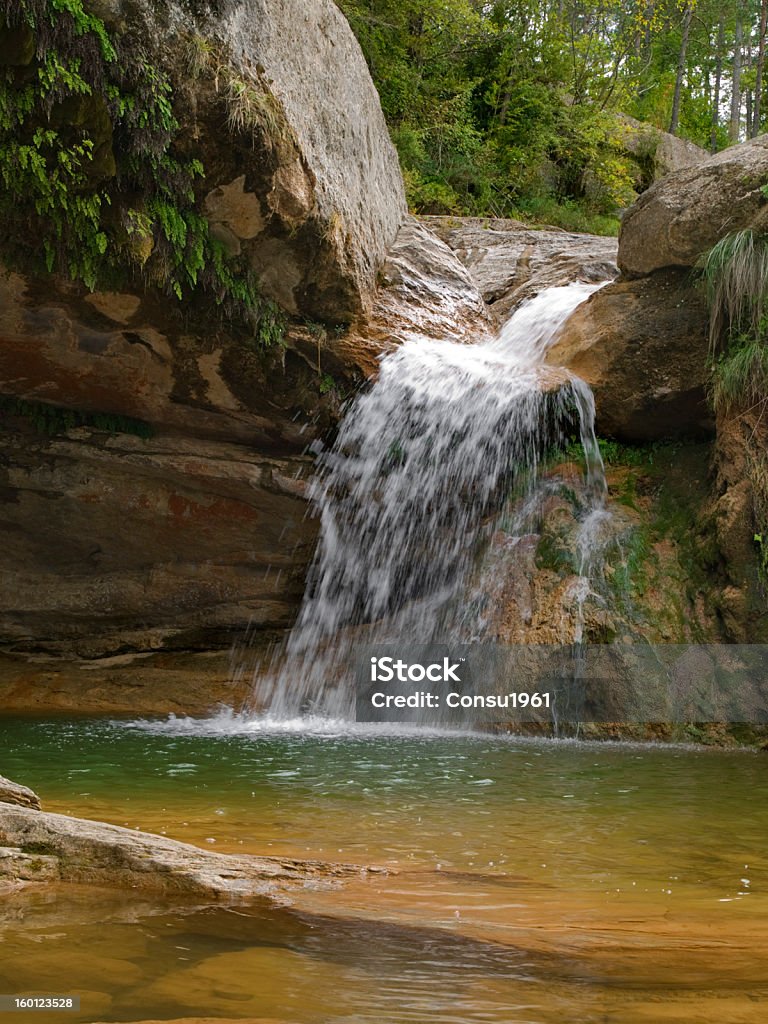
[1,716,767,1023]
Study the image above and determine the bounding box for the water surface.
[1,716,766,1023]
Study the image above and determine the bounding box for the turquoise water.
[0,716,767,1022]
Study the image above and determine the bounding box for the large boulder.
[547,270,712,440]
[616,114,708,181]
[619,135,768,277]
[92,0,407,321]
[549,138,768,441]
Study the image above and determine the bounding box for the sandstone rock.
[547,270,712,440]
[0,776,41,810]
[97,0,406,322]
[0,802,378,898]
[278,217,493,379]
[0,431,317,660]
[421,217,618,322]
[619,135,768,277]
[0,650,246,715]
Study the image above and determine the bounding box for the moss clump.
[0,0,283,346]
[0,395,153,438]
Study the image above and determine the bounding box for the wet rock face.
[0,430,317,660]
[422,217,618,322]
[547,270,712,441]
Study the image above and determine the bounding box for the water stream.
[248,281,610,721]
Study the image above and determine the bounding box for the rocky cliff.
[548,136,768,645]
[0,0,488,708]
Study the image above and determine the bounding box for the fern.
[0,0,284,344]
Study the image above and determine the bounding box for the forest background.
[338,0,768,233]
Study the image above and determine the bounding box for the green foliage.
[340,0,767,227]
[319,374,336,395]
[337,0,741,228]
[612,525,652,604]
[701,227,768,591]
[512,196,620,235]
[0,0,282,342]
[701,229,768,417]
[0,395,153,438]
[710,339,768,416]
[559,436,662,467]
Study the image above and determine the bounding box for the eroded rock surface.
[0,430,316,660]
[0,799,374,898]
[0,775,41,811]
[422,217,618,321]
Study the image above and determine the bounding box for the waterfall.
[245,281,611,721]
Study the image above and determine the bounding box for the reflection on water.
[0,717,767,1023]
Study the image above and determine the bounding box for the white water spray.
[244,280,611,720]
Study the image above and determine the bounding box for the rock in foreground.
[0,799,375,899]
[0,775,41,810]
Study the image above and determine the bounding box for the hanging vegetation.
[0,0,284,345]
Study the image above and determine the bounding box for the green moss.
[0,395,153,438]
[20,841,56,856]
[612,524,652,605]
[0,0,283,347]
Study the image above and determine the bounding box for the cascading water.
[246,281,612,721]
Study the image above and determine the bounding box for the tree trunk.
[753,0,768,136]
[669,4,693,135]
[730,19,743,143]
[711,19,724,152]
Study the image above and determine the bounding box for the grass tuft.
[710,340,768,416]
[700,229,768,354]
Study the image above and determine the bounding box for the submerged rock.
[0,798,377,899]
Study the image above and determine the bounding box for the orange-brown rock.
[547,270,712,440]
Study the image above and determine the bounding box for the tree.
[753,0,768,136]
[670,3,694,135]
